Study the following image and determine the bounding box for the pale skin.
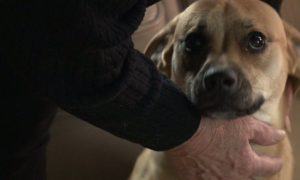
[166,117,286,180]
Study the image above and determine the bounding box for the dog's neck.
[253,81,293,131]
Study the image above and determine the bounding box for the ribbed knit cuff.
[147,0,161,6]
[110,50,200,150]
[62,49,200,151]
[144,76,200,150]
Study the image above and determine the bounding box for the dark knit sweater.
[0,0,199,155]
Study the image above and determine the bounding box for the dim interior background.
[46,0,300,179]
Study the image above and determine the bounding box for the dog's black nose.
[203,68,238,93]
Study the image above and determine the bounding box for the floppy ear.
[262,0,283,13]
[284,21,300,95]
[145,16,178,77]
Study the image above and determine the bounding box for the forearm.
[50,47,200,150]
[29,39,200,150]
[2,0,200,150]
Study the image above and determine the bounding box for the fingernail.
[278,130,286,136]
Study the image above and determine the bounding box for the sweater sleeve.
[1,0,200,150]
[54,47,200,150]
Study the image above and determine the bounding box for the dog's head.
[146,0,300,120]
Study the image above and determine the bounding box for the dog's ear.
[145,16,178,77]
[284,21,300,95]
[261,0,283,13]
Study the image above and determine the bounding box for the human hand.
[166,117,286,180]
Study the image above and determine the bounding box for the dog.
[129,0,300,179]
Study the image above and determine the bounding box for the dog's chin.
[197,96,265,120]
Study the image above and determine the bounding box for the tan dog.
[130,0,300,180]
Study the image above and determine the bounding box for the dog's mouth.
[194,95,265,120]
[187,67,266,120]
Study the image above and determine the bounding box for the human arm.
[0,0,198,151]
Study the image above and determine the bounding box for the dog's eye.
[184,33,207,53]
[246,31,266,53]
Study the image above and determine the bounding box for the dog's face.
[146,0,300,120]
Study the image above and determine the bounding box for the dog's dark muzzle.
[202,68,239,95]
[190,67,264,119]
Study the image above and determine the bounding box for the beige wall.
[282,0,300,179]
[282,0,300,30]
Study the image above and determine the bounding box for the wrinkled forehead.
[175,0,286,42]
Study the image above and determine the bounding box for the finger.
[252,154,283,177]
[285,80,294,114]
[284,115,292,133]
[249,120,286,146]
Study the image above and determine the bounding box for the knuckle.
[240,152,255,172]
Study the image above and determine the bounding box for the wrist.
[166,118,212,155]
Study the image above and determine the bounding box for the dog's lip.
[235,96,265,116]
[197,95,265,118]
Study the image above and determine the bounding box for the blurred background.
[46,0,300,179]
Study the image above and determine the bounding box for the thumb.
[251,153,283,177]
[249,120,286,146]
